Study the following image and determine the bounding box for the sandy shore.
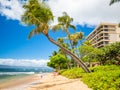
[0,73,92,90]
[26,73,92,90]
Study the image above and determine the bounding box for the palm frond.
[28,28,42,39]
[22,0,53,26]
[77,32,84,39]
[110,0,120,5]
[69,24,76,30]
[57,38,64,43]
[28,29,36,39]
[52,24,62,32]
[83,40,92,46]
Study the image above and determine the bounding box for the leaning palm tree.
[22,0,90,73]
[110,0,120,5]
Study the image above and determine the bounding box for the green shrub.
[61,68,85,78]
[61,65,120,90]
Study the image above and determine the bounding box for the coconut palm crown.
[52,12,76,34]
[22,0,54,38]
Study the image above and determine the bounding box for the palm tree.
[52,12,76,34]
[83,40,92,46]
[52,12,76,50]
[53,12,84,67]
[110,0,120,5]
[69,32,84,66]
[74,32,84,45]
[22,0,90,73]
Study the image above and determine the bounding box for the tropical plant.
[22,0,90,72]
[110,0,120,5]
[53,12,84,67]
[100,42,120,64]
[47,53,70,70]
[61,65,120,90]
[91,42,120,65]
[83,40,92,46]
[52,12,76,34]
[52,12,76,50]
[78,45,101,66]
[69,32,84,46]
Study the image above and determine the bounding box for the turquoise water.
[0,74,29,83]
[0,65,53,84]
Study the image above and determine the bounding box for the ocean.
[0,65,53,83]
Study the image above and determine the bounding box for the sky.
[0,0,120,66]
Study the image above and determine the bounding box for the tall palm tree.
[22,0,90,73]
[52,12,76,49]
[69,32,84,66]
[53,12,84,67]
[52,12,76,34]
[110,0,120,5]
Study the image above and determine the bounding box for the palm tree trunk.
[69,40,77,67]
[46,34,91,73]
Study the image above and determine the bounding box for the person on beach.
[41,74,43,78]
[53,69,57,78]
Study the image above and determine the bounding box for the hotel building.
[86,23,120,48]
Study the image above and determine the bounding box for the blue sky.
[0,0,119,66]
[0,15,94,60]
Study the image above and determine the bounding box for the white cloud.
[0,0,120,25]
[0,58,49,67]
[47,0,120,25]
[0,0,25,20]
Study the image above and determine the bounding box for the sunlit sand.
[0,73,92,90]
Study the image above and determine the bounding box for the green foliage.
[52,12,76,33]
[22,0,53,25]
[90,65,120,72]
[61,68,85,79]
[82,65,120,90]
[99,42,120,65]
[79,42,120,65]
[78,45,100,62]
[22,0,54,38]
[69,32,84,46]
[83,40,92,46]
[61,65,120,90]
[47,53,70,70]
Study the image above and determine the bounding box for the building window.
[104,33,108,36]
[104,25,108,28]
[104,37,109,40]
[104,41,109,44]
[104,29,108,31]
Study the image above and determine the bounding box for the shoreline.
[0,74,43,90]
[0,73,92,90]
